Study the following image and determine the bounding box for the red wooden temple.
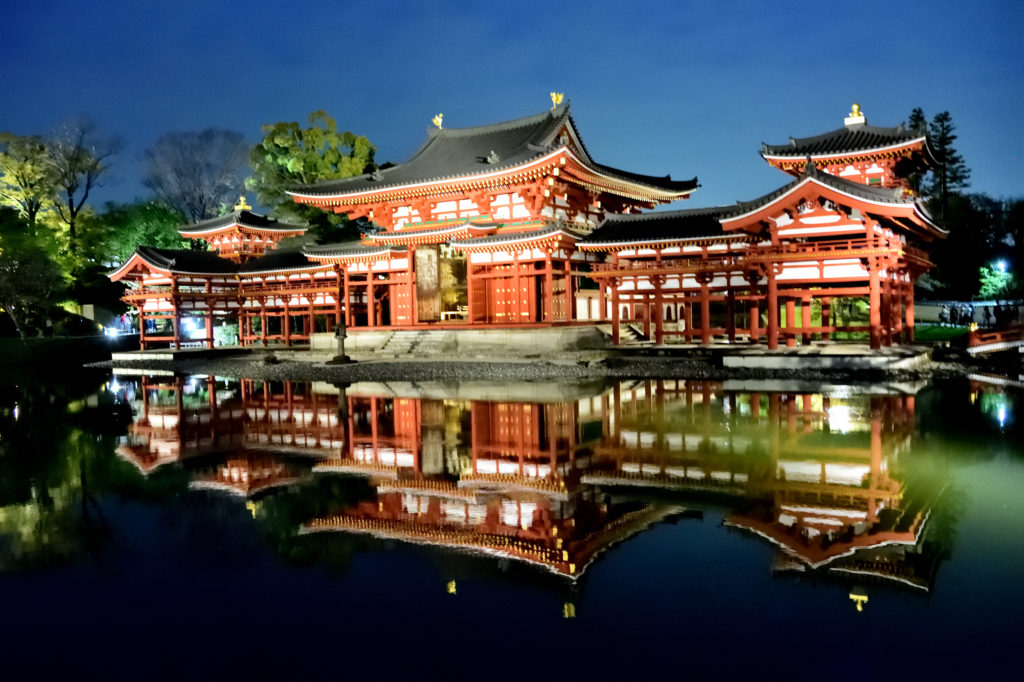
[111,101,942,350]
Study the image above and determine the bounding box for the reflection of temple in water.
[114,374,946,587]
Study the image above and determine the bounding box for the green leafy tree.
[144,129,249,223]
[0,208,66,339]
[247,111,376,241]
[95,200,188,265]
[978,264,1016,299]
[0,133,58,227]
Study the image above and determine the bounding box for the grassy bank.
[0,335,139,368]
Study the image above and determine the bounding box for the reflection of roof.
[289,105,697,199]
[301,503,684,578]
[762,123,932,161]
[178,209,306,235]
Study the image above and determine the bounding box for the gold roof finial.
[234,195,251,211]
[550,92,564,109]
[844,103,866,126]
[432,113,443,129]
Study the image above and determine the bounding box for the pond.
[0,369,1021,679]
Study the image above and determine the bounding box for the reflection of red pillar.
[750,392,761,420]
[869,415,882,522]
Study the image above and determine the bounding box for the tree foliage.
[144,129,249,223]
[0,208,66,339]
[247,111,376,240]
[0,133,58,227]
[94,200,188,266]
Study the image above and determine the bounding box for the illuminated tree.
[247,111,376,241]
[0,133,58,227]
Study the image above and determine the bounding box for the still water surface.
[1,370,1021,678]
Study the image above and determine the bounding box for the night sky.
[3,0,1022,211]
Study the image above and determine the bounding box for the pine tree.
[926,111,970,224]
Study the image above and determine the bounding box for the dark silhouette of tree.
[48,119,122,253]
[143,129,249,223]
[926,111,970,224]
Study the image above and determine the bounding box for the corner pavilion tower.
[578,104,943,349]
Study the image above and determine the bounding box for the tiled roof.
[237,249,317,274]
[581,208,733,245]
[134,246,239,274]
[178,209,307,234]
[290,105,697,198]
[449,223,582,248]
[303,241,408,259]
[762,123,928,158]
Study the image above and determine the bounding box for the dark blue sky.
[3,0,1022,210]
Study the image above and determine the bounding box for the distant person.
[939,305,949,326]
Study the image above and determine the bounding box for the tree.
[48,119,122,253]
[143,129,249,223]
[978,263,1016,299]
[0,133,58,227]
[926,111,970,224]
[904,108,928,196]
[95,200,188,265]
[247,111,376,240]
[0,208,65,339]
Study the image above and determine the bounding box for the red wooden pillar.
[283,299,291,347]
[683,299,693,343]
[785,299,796,347]
[905,281,915,343]
[801,296,812,345]
[869,259,881,350]
[821,297,831,341]
[881,273,892,346]
[654,276,664,345]
[205,280,214,348]
[171,279,181,350]
[699,276,711,345]
[565,260,575,321]
[408,246,418,325]
[260,296,268,346]
[767,268,779,350]
[367,273,376,327]
[513,252,522,324]
[467,260,476,324]
[544,252,554,322]
[611,278,620,345]
[726,287,736,343]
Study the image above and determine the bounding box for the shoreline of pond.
[91,349,1002,386]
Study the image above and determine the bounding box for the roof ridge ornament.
[432,113,443,129]
[844,103,866,127]
[486,150,500,165]
[550,92,564,109]
[234,195,251,211]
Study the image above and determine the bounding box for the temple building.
[110,101,942,350]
